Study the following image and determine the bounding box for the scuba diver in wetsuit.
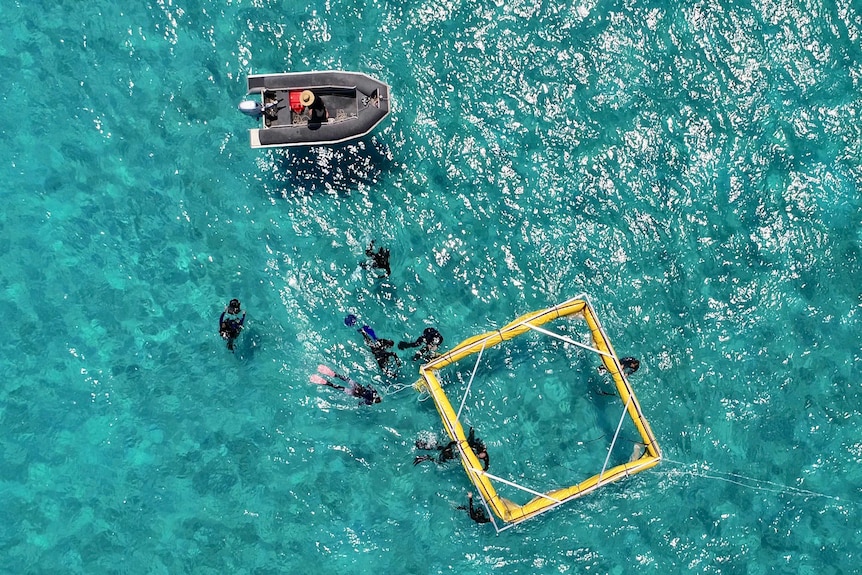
[467,426,490,471]
[457,493,491,524]
[597,356,640,376]
[413,438,458,465]
[219,299,246,351]
[361,240,391,278]
[345,314,402,376]
[398,327,444,361]
[413,427,489,471]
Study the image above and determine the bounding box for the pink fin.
[309,374,327,385]
[317,365,336,377]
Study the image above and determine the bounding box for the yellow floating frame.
[415,295,662,528]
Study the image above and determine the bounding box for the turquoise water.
[1,0,861,571]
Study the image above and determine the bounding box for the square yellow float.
[414,295,662,530]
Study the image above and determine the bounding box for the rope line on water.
[600,394,632,481]
[659,457,841,501]
[382,382,415,397]
[456,340,486,421]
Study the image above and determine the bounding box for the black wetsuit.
[468,498,491,524]
[354,384,380,406]
[219,311,245,350]
[307,94,327,123]
[620,357,640,375]
[398,327,443,361]
[361,330,401,374]
[363,242,391,277]
[437,441,457,463]
[597,356,640,377]
[467,427,489,471]
[324,371,381,405]
[413,439,458,465]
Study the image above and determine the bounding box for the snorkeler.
[597,356,640,376]
[398,327,443,361]
[456,493,491,524]
[360,240,391,278]
[219,299,246,351]
[345,314,402,375]
[309,365,381,405]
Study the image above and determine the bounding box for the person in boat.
[597,356,640,376]
[457,493,491,524]
[345,314,402,375]
[398,327,443,361]
[310,365,381,405]
[361,240,391,278]
[219,299,246,351]
[300,90,328,123]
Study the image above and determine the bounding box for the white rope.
[600,394,632,481]
[469,468,570,533]
[551,293,589,310]
[469,467,562,503]
[382,382,413,396]
[660,458,840,501]
[456,340,486,420]
[493,521,517,534]
[474,492,500,533]
[522,321,613,357]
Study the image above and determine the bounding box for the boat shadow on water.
[266,136,393,198]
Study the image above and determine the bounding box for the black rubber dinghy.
[241,71,390,148]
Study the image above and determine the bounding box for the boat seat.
[288,91,305,114]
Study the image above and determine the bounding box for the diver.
[413,438,458,466]
[398,327,443,361]
[345,314,402,375]
[467,427,490,471]
[219,299,246,351]
[596,357,640,396]
[363,331,401,375]
[597,356,640,376]
[456,493,491,524]
[361,240,391,278]
[310,365,381,405]
[413,427,488,471]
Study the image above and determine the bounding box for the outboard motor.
[238,100,263,118]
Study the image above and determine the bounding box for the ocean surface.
[1,0,860,572]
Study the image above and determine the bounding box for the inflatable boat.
[238,71,390,148]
